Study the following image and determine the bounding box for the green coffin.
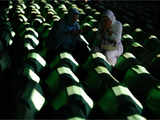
[86,66,118,101]
[98,85,143,117]
[123,65,159,98]
[49,52,79,72]
[115,52,139,74]
[45,66,80,110]
[82,52,112,72]
[146,85,160,115]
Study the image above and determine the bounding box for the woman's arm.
[102,21,122,50]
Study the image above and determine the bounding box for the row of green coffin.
[0,25,15,48]
[115,52,160,115]
[45,51,146,119]
[82,53,146,119]
[122,28,160,54]
[11,4,48,28]
[48,51,112,73]
[12,9,56,37]
[13,13,50,35]
[53,2,100,26]
[12,18,40,50]
[13,1,56,18]
[46,51,112,95]
[46,52,80,103]
[14,19,96,53]
[16,52,47,119]
[121,12,152,30]
[12,1,59,25]
[11,1,96,43]
[45,52,108,109]
[52,3,98,27]
[124,65,160,115]
[122,34,160,65]
[53,1,99,16]
[11,13,57,52]
[14,15,52,50]
[16,80,45,119]
[126,41,152,65]
[14,1,93,23]
[10,10,54,53]
[28,2,61,25]
[25,52,46,73]
[16,26,38,42]
[44,52,94,119]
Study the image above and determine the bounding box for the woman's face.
[102,16,112,29]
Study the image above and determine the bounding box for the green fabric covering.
[122,34,134,51]
[88,19,97,27]
[86,66,118,101]
[24,34,39,47]
[123,65,159,98]
[83,16,93,24]
[66,85,93,109]
[146,85,160,114]
[115,52,138,73]
[127,114,146,120]
[25,27,39,38]
[82,52,112,72]
[28,52,46,67]
[45,69,60,95]
[21,81,45,112]
[87,27,98,43]
[65,86,93,118]
[24,42,34,50]
[131,42,143,48]
[126,42,152,64]
[122,23,133,34]
[68,117,85,120]
[49,55,59,69]
[18,14,28,22]
[144,35,160,54]
[51,89,67,110]
[98,85,143,117]
[26,52,46,73]
[49,52,79,72]
[86,67,104,93]
[81,23,92,34]
[131,28,147,45]
[24,67,40,83]
[98,88,119,115]
[46,66,79,96]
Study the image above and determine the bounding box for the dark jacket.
[47,15,80,52]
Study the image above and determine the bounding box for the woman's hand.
[101,42,117,50]
[101,44,107,49]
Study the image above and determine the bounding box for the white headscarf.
[98,9,123,66]
[101,9,122,43]
[102,10,116,24]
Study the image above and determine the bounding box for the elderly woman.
[94,10,123,66]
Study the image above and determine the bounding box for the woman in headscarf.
[94,9,123,66]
